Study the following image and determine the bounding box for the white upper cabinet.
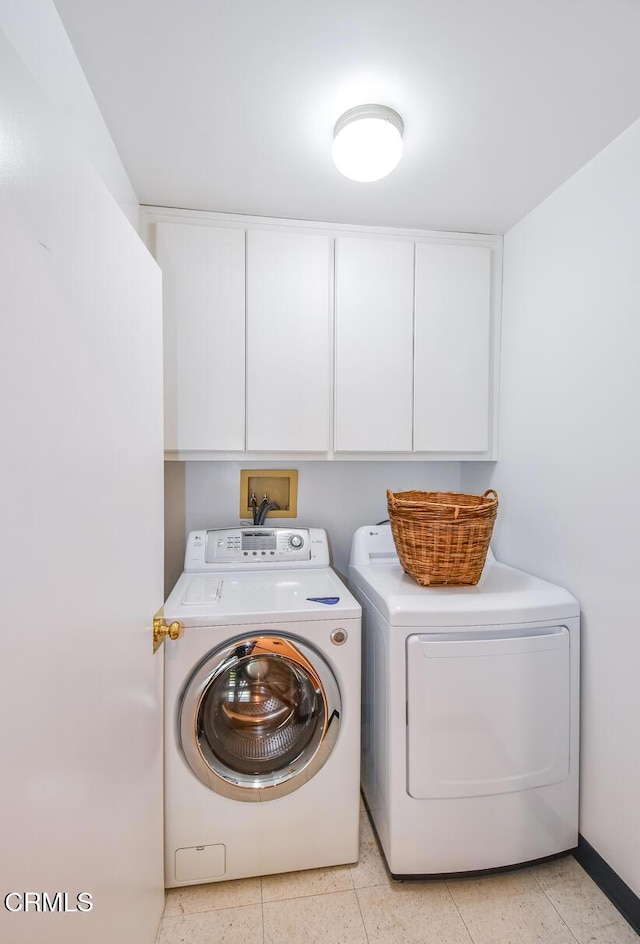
[155,221,245,453]
[414,243,492,453]
[246,229,331,452]
[335,237,415,452]
[147,209,501,460]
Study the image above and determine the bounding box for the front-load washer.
[163,526,361,887]
[348,524,580,879]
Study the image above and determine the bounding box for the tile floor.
[157,807,639,944]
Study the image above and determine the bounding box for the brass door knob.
[153,613,183,653]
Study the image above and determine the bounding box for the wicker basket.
[386,489,499,586]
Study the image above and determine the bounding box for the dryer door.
[178,634,341,801]
[406,626,571,799]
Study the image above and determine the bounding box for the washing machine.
[348,524,580,879]
[162,526,361,888]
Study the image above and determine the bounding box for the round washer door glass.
[179,635,341,801]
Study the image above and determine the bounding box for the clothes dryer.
[163,527,361,887]
[349,525,580,878]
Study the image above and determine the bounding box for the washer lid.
[165,567,361,625]
[349,558,579,627]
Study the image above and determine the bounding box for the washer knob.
[289,534,304,549]
[331,628,347,646]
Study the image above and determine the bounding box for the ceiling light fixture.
[332,104,404,182]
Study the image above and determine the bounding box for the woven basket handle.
[482,489,498,500]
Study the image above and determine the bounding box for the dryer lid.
[348,525,579,626]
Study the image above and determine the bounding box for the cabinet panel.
[246,229,331,452]
[414,243,491,452]
[156,222,245,452]
[335,237,415,452]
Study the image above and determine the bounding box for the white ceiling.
[54,0,640,235]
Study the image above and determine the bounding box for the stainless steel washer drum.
[178,634,341,801]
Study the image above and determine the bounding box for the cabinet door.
[414,243,491,452]
[335,237,415,452]
[246,229,331,451]
[156,222,245,453]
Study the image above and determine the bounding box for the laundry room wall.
[1,0,139,228]
[461,116,640,898]
[165,460,462,591]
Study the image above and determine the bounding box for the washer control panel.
[184,527,330,573]
[184,528,331,571]
[206,528,310,563]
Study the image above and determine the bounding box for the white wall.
[0,0,139,228]
[165,460,461,590]
[462,117,640,896]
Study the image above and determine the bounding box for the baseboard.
[575,834,640,933]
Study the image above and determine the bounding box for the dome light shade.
[332,104,404,182]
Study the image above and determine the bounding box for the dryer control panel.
[184,528,331,571]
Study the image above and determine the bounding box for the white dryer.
[163,527,361,888]
[348,525,580,878]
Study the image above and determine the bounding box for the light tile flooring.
[157,808,639,944]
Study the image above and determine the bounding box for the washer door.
[178,634,341,801]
